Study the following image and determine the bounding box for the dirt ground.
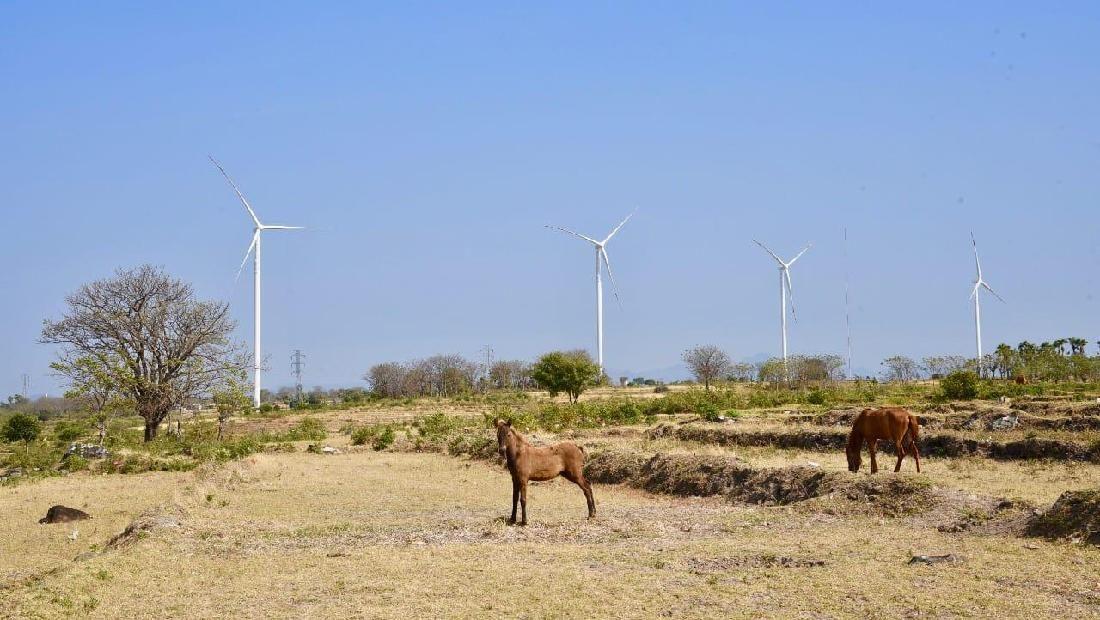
[3,450,1098,619]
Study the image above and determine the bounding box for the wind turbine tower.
[210,156,303,407]
[547,212,634,374]
[754,240,812,365]
[970,232,1004,375]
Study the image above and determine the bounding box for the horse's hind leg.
[910,438,921,473]
[518,480,528,526]
[563,469,596,519]
[894,438,905,473]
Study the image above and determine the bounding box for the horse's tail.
[905,416,920,452]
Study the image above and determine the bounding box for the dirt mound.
[583,450,650,485]
[584,450,938,515]
[648,424,848,451]
[106,509,183,550]
[1026,488,1100,545]
[651,423,1100,463]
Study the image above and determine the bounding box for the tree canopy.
[530,350,600,404]
[41,265,244,441]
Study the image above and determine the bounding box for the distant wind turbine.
[969,232,1004,374]
[754,239,812,365]
[546,212,634,374]
[210,156,303,407]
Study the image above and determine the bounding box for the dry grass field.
[3,442,1099,619]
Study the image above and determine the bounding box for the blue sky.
[2,3,1099,396]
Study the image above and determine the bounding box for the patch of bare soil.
[1026,488,1100,545]
[683,554,826,573]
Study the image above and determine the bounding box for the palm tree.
[1068,337,1088,357]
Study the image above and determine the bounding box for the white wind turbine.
[210,156,303,407]
[547,212,634,374]
[754,240,812,365]
[969,232,1004,374]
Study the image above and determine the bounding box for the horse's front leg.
[508,478,519,525]
[868,439,878,474]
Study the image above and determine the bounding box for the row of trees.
[880,340,1100,383]
[681,346,846,389]
[364,355,536,398]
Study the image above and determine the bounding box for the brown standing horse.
[846,407,921,473]
[495,419,595,525]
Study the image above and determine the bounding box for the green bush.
[54,419,89,443]
[279,417,328,441]
[61,454,89,472]
[806,389,829,405]
[350,425,376,446]
[372,426,396,451]
[941,371,980,400]
[414,412,461,439]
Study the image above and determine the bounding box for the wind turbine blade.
[753,240,784,265]
[787,243,812,266]
[784,269,796,319]
[209,156,262,227]
[236,231,259,282]
[971,232,982,279]
[600,247,623,308]
[262,225,304,230]
[545,225,599,245]
[982,282,1006,303]
[601,210,635,244]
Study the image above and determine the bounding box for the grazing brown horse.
[846,407,921,473]
[495,419,595,525]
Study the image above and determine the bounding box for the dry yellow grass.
[3,449,1098,619]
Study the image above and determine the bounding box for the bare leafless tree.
[683,345,732,391]
[41,265,245,441]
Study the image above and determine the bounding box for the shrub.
[350,426,374,446]
[62,455,89,472]
[696,401,721,422]
[806,389,829,406]
[372,426,396,451]
[941,371,979,400]
[54,419,88,444]
[414,412,461,439]
[654,385,670,394]
[282,417,328,441]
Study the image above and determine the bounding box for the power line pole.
[480,344,494,386]
[21,373,29,399]
[291,350,306,405]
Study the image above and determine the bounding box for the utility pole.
[21,373,29,400]
[291,350,306,405]
[480,345,494,387]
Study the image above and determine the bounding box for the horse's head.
[494,418,512,460]
[846,443,862,472]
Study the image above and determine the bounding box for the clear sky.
[2,3,1099,396]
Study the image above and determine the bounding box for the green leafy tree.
[54,354,133,445]
[3,413,41,454]
[530,350,600,404]
[213,376,251,440]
